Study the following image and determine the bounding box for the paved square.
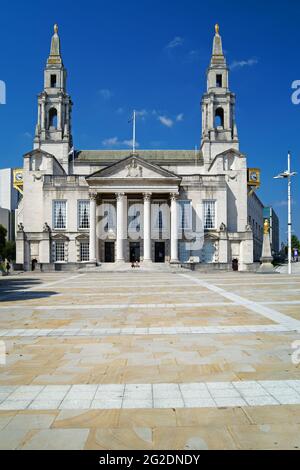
[0,270,300,449]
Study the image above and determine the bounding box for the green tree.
[292,235,300,251]
[2,241,16,261]
[285,235,300,255]
[0,224,7,259]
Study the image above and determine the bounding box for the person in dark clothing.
[232,258,238,271]
[6,261,10,275]
[31,258,38,271]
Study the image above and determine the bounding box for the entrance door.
[155,242,165,263]
[130,242,140,262]
[105,241,115,262]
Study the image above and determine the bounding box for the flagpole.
[287,151,292,275]
[132,110,136,154]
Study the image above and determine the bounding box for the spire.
[211,23,225,65]
[47,24,62,65]
[201,24,239,162]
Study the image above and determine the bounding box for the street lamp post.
[274,151,297,275]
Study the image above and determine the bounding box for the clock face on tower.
[247,168,260,187]
[15,172,23,182]
[13,169,23,186]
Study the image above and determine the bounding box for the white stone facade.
[16,24,258,271]
[247,191,264,261]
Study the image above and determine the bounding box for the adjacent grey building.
[247,191,264,262]
[263,207,280,255]
[0,168,19,240]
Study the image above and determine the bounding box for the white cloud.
[98,88,113,100]
[102,136,139,148]
[102,136,119,146]
[230,58,258,70]
[273,199,296,207]
[166,36,184,49]
[123,139,140,148]
[23,132,32,139]
[135,109,148,119]
[187,50,200,62]
[158,115,174,128]
[176,113,184,122]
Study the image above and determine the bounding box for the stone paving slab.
[1,270,300,449]
[0,324,294,337]
[0,380,300,410]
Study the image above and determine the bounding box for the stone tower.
[201,25,239,163]
[34,24,73,172]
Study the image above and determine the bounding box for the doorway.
[130,242,140,262]
[105,241,115,262]
[155,242,165,263]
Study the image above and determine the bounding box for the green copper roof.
[76,149,203,164]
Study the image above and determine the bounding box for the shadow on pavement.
[0,277,58,302]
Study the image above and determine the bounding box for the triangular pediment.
[51,233,69,241]
[86,155,180,182]
[23,148,54,159]
[208,148,246,172]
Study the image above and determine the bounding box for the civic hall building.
[16,24,264,271]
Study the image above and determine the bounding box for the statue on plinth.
[257,219,276,273]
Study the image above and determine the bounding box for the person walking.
[6,260,10,275]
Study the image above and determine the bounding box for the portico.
[86,155,181,264]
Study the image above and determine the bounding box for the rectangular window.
[203,200,216,229]
[128,201,141,233]
[153,202,165,229]
[216,74,222,87]
[102,202,116,232]
[53,200,67,229]
[55,241,65,262]
[179,201,192,229]
[51,74,57,87]
[80,242,89,261]
[78,200,90,229]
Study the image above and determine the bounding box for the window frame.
[53,200,67,230]
[50,74,57,88]
[77,199,90,230]
[203,199,216,230]
[79,241,90,262]
[178,200,192,230]
[102,200,117,233]
[216,74,223,88]
[54,240,66,263]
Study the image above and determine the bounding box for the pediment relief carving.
[86,155,180,181]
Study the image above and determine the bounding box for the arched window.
[49,108,58,129]
[214,107,224,128]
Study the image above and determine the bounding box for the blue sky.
[0,0,299,241]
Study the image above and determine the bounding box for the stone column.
[16,229,25,266]
[40,233,51,264]
[116,192,126,261]
[58,102,62,130]
[96,196,101,263]
[38,104,41,128]
[41,101,45,130]
[170,193,179,263]
[143,192,152,261]
[89,192,97,262]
